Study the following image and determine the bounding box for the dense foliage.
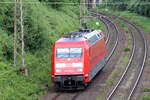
[38,0,79,8]
[0,0,80,99]
[0,0,107,99]
[104,0,150,17]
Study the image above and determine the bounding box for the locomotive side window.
[96,33,102,39]
[56,48,82,58]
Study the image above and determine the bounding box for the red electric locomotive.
[51,30,106,90]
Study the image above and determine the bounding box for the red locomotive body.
[51,30,106,90]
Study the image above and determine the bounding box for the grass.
[124,47,130,52]
[87,18,106,35]
[143,96,150,100]
[96,14,133,99]
[0,2,107,100]
[96,53,130,100]
[113,71,119,78]
[96,7,150,33]
[95,7,150,99]
[108,79,114,85]
[0,1,80,100]
[115,19,131,53]
[144,88,150,92]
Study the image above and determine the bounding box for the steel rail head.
[89,11,119,61]
[126,21,147,100]
[115,16,147,100]
[96,12,147,100]
[104,17,119,62]
[106,28,136,100]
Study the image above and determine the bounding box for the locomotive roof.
[57,37,85,42]
[56,30,103,45]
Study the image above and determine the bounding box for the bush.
[0,29,14,61]
[124,47,130,52]
[103,0,150,17]
[144,88,150,92]
[0,0,15,35]
[39,0,79,9]
[0,0,80,99]
[143,96,150,100]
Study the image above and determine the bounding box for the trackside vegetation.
[87,18,106,35]
[102,0,150,17]
[95,5,150,100]
[0,0,81,99]
[0,0,106,99]
[95,6,150,33]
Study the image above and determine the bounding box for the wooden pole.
[80,0,82,29]
[20,0,25,68]
[14,0,17,67]
[20,0,30,76]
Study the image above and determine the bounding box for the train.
[51,29,106,90]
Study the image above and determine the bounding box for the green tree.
[0,0,14,35]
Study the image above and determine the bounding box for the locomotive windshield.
[56,48,82,58]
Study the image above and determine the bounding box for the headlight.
[56,69,62,72]
[77,68,83,72]
[72,63,83,67]
[56,63,66,68]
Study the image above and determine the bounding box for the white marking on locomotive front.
[68,58,71,61]
[55,63,66,68]
[77,68,83,72]
[85,74,88,77]
[64,70,73,72]
[56,69,62,72]
[72,63,83,67]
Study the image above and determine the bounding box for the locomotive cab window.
[56,48,82,58]
[56,48,69,58]
[70,48,82,57]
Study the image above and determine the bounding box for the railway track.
[98,14,119,62]
[41,10,120,100]
[51,93,62,100]
[67,12,120,100]
[98,16,110,44]
[41,10,147,100]
[92,11,147,100]
[106,20,136,100]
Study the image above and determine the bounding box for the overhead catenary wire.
[0,2,150,5]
